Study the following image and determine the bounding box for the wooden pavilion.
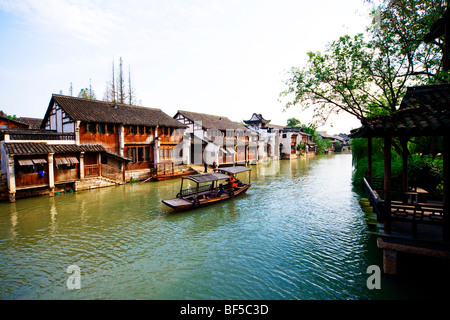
[350,84,450,274]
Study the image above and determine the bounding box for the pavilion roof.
[349,84,450,138]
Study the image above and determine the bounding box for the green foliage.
[334,140,343,152]
[78,88,96,100]
[301,124,330,154]
[351,137,443,198]
[297,143,306,152]
[287,117,301,127]
[4,113,17,120]
[280,1,447,127]
[78,79,96,100]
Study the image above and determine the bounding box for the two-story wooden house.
[0,127,111,202]
[174,110,258,166]
[41,94,187,181]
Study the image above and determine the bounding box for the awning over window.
[55,157,69,165]
[18,159,34,166]
[66,157,79,164]
[55,156,79,165]
[225,147,236,154]
[32,159,47,164]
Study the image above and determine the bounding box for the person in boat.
[217,184,224,196]
[227,175,237,189]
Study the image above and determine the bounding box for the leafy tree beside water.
[302,125,332,154]
[280,0,447,194]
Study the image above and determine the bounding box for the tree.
[104,57,140,105]
[301,124,330,154]
[0,110,17,120]
[117,57,125,104]
[127,65,140,105]
[280,1,448,126]
[287,117,301,127]
[78,79,96,100]
[104,59,116,103]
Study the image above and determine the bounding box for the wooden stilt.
[443,134,450,242]
[384,137,392,235]
[400,137,408,193]
[368,137,373,186]
[383,249,398,275]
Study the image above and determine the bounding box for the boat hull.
[162,184,250,212]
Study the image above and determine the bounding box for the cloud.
[0,0,121,45]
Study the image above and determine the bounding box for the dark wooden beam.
[445,21,450,72]
[368,137,373,186]
[384,137,392,235]
[400,137,409,193]
[444,134,450,242]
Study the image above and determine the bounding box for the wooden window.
[98,124,106,134]
[129,148,136,162]
[139,126,145,134]
[138,147,144,162]
[159,147,173,160]
[144,147,150,162]
[145,127,152,135]
[107,124,114,134]
[88,123,96,133]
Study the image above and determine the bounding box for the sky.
[0,0,373,135]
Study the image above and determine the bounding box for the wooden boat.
[162,166,252,211]
[151,162,196,181]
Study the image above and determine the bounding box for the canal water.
[0,153,447,300]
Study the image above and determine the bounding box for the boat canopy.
[183,173,231,184]
[215,166,251,174]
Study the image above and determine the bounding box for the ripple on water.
[1,154,377,300]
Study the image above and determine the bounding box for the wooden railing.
[84,164,124,182]
[159,135,183,144]
[10,132,75,141]
[363,177,444,239]
[84,164,99,177]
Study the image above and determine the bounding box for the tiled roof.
[44,95,187,128]
[176,110,250,132]
[18,117,44,129]
[0,113,30,128]
[349,84,450,138]
[4,142,53,155]
[244,113,271,124]
[4,142,107,156]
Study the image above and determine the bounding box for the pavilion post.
[368,137,373,186]
[384,136,392,234]
[443,134,450,242]
[400,137,409,193]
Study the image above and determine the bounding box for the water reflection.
[0,154,413,299]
